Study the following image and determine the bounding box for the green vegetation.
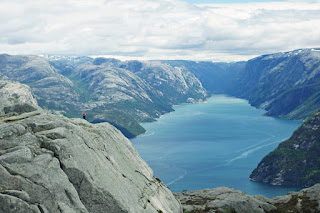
[270,193,319,213]
[66,74,91,102]
[251,110,320,186]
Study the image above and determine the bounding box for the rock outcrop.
[0,80,182,213]
[175,184,320,213]
[250,110,320,187]
[0,80,38,114]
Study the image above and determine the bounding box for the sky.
[1,0,320,62]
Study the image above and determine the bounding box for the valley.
[1,48,320,140]
[1,48,320,212]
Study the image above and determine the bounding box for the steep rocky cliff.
[0,80,182,213]
[250,110,320,187]
[175,184,320,213]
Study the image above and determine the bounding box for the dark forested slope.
[250,110,320,187]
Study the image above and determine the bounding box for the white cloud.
[0,0,319,61]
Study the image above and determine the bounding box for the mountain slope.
[54,57,207,137]
[233,48,320,120]
[123,61,207,104]
[250,110,320,187]
[68,63,173,137]
[162,49,320,121]
[163,60,245,94]
[0,54,81,114]
[0,54,207,138]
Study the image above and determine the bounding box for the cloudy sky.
[1,0,320,61]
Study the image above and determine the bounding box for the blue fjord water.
[131,95,303,198]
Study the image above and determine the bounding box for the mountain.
[0,79,182,213]
[50,57,207,137]
[63,61,172,137]
[0,54,81,114]
[2,48,319,138]
[250,110,320,187]
[1,48,320,138]
[0,54,207,138]
[232,48,320,120]
[164,49,320,120]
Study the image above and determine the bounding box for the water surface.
[131,95,303,198]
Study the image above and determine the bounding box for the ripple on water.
[131,95,303,198]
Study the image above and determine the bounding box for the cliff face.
[0,80,182,213]
[250,110,320,187]
[175,184,320,213]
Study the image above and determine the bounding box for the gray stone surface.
[0,80,182,213]
[175,187,276,213]
[0,80,38,116]
[175,184,320,212]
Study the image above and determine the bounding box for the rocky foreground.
[175,184,320,213]
[0,80,182,212]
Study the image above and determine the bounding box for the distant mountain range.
[0,54,207,138]
[1,48,319,139]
